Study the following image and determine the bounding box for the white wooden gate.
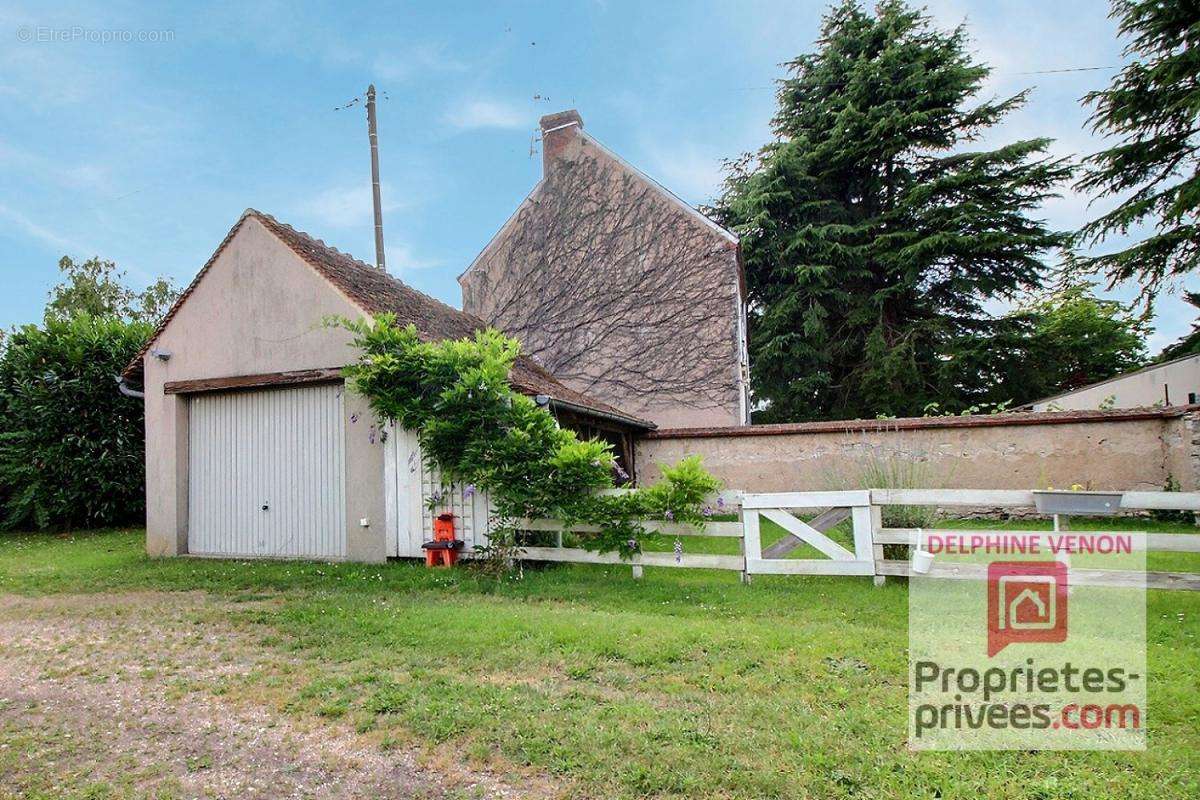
[742,491,877,576]
[188,384,347,559]
[385,425,493,557]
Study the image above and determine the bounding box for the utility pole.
[366,84,386,271]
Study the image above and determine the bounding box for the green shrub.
[335,315,720,558]
[851,452,938,529]
[0,315,151,530]
[827,447,939,563]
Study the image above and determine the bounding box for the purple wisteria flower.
[701,506,713,518]
[664,509,674,521]
[464,483,476,499]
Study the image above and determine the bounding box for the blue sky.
[1,0,1194,353]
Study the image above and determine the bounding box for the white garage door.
[188,383,347,559]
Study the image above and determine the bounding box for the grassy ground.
[1,525,1198,799]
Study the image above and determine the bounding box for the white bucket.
[911,527,935,574]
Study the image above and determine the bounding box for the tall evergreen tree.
[713,0,1072,421]
[1076,1,1200,303]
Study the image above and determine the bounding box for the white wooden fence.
[510,489,1200,591]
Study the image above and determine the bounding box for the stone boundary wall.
[636,407,1200,497]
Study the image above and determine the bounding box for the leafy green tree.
[1075,1,1200,303]
[713,0,1072,421]
[0,254,173,531]
[0,315,152,530]
[928,284,1148,411]
[135,276,180,325]
[1021,283,1148,397]
[1158,292,1200,360]
[45,256,179,325]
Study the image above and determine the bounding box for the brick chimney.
[539,109,583,175]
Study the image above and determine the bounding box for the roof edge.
[1024,353,1200,408]
[457,181,545,283]
[579,131,739,246]
[121,208,261,381]
[549,396,656,431]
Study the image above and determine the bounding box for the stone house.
[460,110,750,430]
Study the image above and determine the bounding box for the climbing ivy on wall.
[335,314,720,558]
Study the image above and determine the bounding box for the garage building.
[122,210,651,562]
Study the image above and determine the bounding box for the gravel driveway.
[0,593,531,800]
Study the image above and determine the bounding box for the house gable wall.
[461,123,748,430]
[142,218,387,561]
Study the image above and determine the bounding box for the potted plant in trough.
[1032,485,1124,516]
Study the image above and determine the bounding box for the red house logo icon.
[987,561,1069,657]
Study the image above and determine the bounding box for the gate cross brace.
[761,506,852,559]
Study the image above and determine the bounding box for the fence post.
[848,501,885,587]
[632,552,643,580]
[740,504,759,585]
[869,504,885,587]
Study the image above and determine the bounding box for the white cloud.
[640,141,727,205]
[0,138,112,192]
[0,202,90,255]
[385,242,440,273]
[444,99,529,131]
[299,182,406,229]
[373,43,467,82]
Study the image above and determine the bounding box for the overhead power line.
[1014,65,1122,75]
[734,64,1124,91]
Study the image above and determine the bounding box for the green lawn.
[1,527,1198,799]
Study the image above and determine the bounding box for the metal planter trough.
[1032,490,1124,516]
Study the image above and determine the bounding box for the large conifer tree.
[714,0,1072,421]
[1076,0,1200,303]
